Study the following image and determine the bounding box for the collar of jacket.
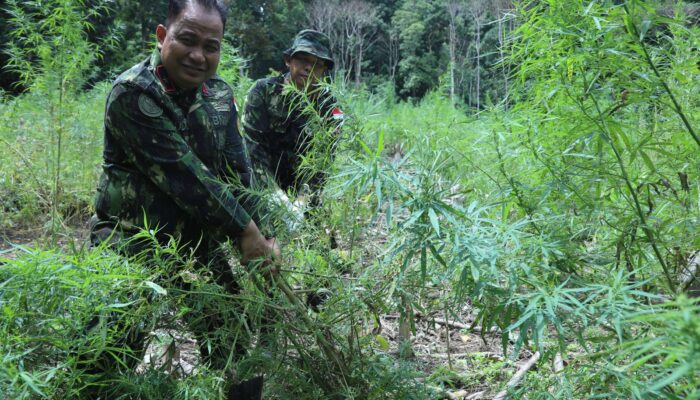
[149,48,211,98]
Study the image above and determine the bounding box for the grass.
[0,84,107,231]
[2,0,700,398]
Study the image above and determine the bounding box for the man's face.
[285,52,329,91]
[156,3,223,91]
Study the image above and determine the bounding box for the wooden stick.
[554,353,564,373]
[432,317,469,330]
[425,386,473,400]
[465,391,486,400]
[384,314,500,334]
[549,352,565,396]
[446,389,468,399]
[493,351,541,400]
[428,352,503,361]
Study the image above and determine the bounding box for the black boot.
[306,288,333,312]
[228,376,264,400]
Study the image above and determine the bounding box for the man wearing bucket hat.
[242,29,344,224]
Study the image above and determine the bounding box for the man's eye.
[206,45,220,53]
[179,36,194,45]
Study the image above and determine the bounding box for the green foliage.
[226,0,308,77]
[0,84,107,231]
[0,0,517,106]
[0,245,151,398]
[2,0,700,399]
[4,0,107,90]
[428,353,513,390]
[392,0,448,98]
[3,0,115,238]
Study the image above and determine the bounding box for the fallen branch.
[466,391,486,400]
[493,351,541,400]
[384,314,500,334]
[446,389,469,399]
[432,317,469,330]
[429,352,503,361]
[549,352,565,396]
[425,386,474,400]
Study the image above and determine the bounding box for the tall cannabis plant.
[4,0,112,238]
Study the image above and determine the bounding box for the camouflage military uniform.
[92,49,258,247]
[242,76,342,194]
[242,30,343,196]
[89,48,260,377]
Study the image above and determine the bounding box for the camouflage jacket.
[241,74,343,194]
[92,49,259,247]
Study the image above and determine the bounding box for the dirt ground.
[0,215,91,259]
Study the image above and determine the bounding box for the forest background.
[2,0,700,399]
[0,0,519,107]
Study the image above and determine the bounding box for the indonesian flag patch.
[332,107,345,121]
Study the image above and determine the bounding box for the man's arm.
[107,88,276,261]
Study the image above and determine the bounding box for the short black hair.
[167,0,228,28]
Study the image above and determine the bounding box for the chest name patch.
[211,113,228,127]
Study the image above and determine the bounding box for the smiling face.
[285,52,329,91]
[156,2,223,91]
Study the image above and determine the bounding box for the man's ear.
[156,24,167,49]
[284,55,291,69]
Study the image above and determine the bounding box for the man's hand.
[239,220,281,274]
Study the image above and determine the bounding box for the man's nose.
[189,48,205,64]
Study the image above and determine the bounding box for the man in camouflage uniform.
[242,30,344,208]
[89,0,275,398]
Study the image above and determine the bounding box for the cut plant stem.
[398,295,415,358]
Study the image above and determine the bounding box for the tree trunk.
[498,12,508,109]
[449,20,457,103]
[355,41,363,86]
[475,21,481,110]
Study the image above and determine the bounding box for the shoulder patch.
[138,94,163,118]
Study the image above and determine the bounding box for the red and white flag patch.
[332,107,345,121]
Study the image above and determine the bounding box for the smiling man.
[242,30,344,211]
[89,0,274,398]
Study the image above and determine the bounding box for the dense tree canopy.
[0,0,524,106]
[2,1,698,103]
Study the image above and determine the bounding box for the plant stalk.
[623,4,700,149]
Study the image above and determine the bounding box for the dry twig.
[493,351,541,400]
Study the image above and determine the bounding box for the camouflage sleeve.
[241,81,274,186]
[106,87,252,237]
[221,99,266,229]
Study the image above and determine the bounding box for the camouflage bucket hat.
[284,29,335,69]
